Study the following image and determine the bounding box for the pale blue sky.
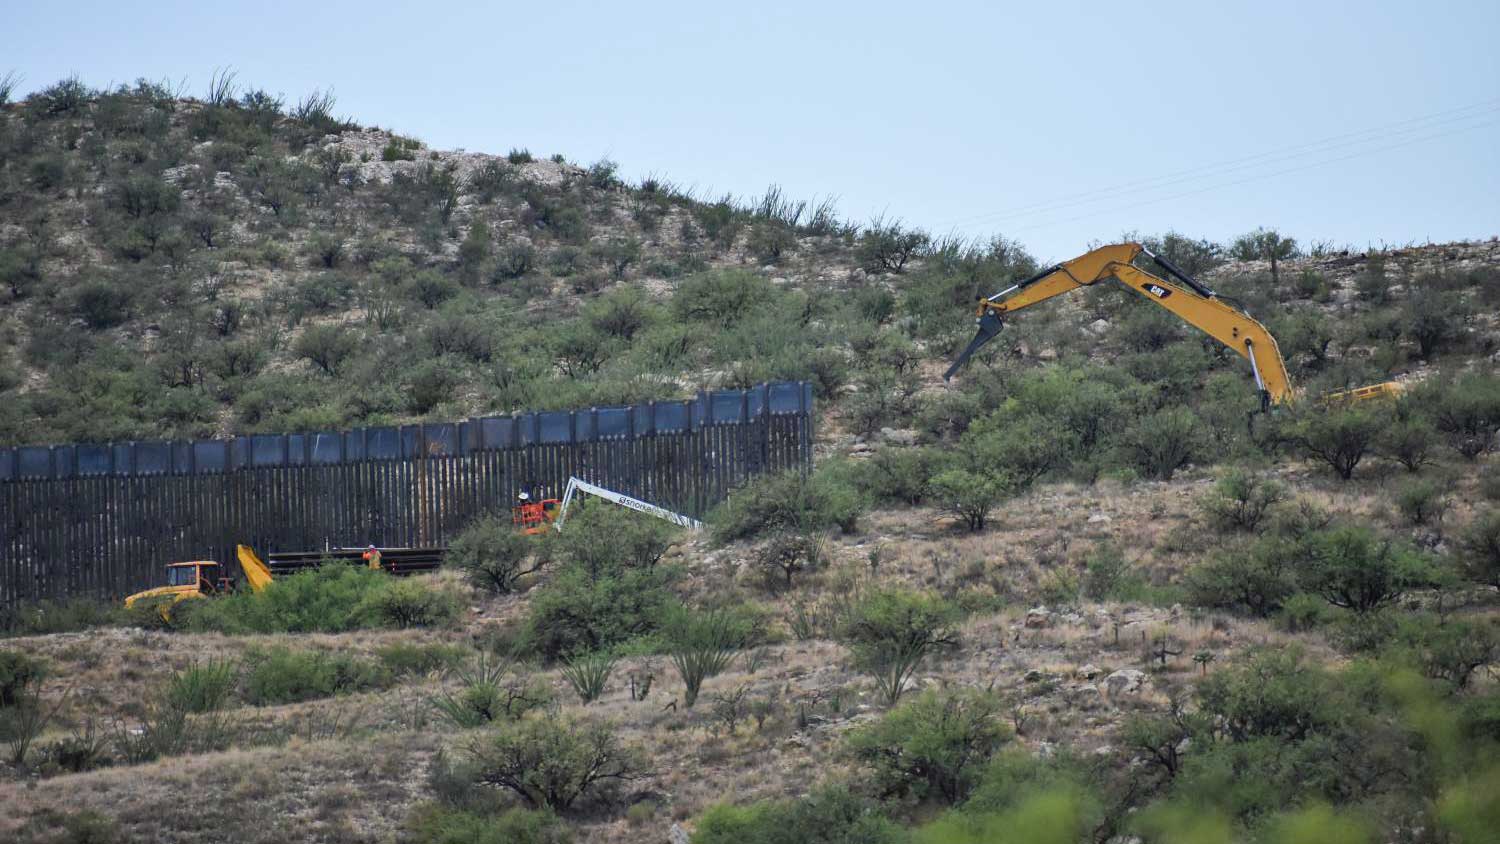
[7,1,1498,260]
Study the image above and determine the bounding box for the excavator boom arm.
[946,242,1293,405]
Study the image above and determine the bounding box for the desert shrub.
[361,577,461,628]
[507,148,534,164]
[858,217,928,274]
[847,688,1010,804]
[1197,646,1335,742]
[1081,544,1140,601]
[524,564,678,662]
[73,281,132,329]
[861,446,939,506]
[548,501,680,577]
[293,323,357,375]
[928,468,1007,532]
[431,652,549,727]
[710,467,865,543]
[377,642,467,677]
[241,646,392,705]
[560,651,616,704]
[1117,407,1202,480]
[960,411,1068,490]
[1429,373,1500,460]
[407,805,572,844]
[466,717,642,812]
[166,660,236,713]
[672,269,779,327]
[755,532,824,592]
[1200,468,1285,532]
[1185,537,1300,617]
[840,590,957,705]
[449,515,541,594]
[0,651,47,707]
[664,607,749,707]
[1395,478,1448,526]
[1299,526,1431,613]
[1386,614,1499,691]
[748,223,796,264]
[692,786,903,844]
[187,565,440,633]
[1277,592,1332,632]
[492,241,536,281]
[1378,409,1437,472]
[1403,287,1469,359]
[1286,405,1383,480]
[1,598,126,637]
[1456,510,1500,590]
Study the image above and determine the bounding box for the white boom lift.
[553,476,704,532]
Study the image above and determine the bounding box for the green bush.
[1395,478,1448,526]
[360,577,461,628]
[1299,525,1431,613]
[188,566,453,634]
[524,564,678,662]
[1185,537,1300,617]
[560,651,617,704]
[693,786,903,844]
[466,717,642,812]
[840,590,957,705]
[166,660,236,713]
[407,805,572,844]
[1456,510,1500,590]
[1117,407,1201,480]
[858,217,929,274]
[1378,409,1437,472]
[0,651,47,707]
[1286,405,1383,480]
[431,652,549,727]
[710,467,865,543]
[548,500,680,577]
[1429,373,1500,460]
[847,688,1010,804]
[241,646,392,705]
[1200,468,1285,532]
[1,598,126,637]
[928,468,1007,532]
[448,515,540,594]
[377,642,468,677]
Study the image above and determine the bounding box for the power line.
[1002,116,1500,234]
[938,97,1500,228]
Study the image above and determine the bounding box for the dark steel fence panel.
[1,383,811,603]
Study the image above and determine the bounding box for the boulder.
[1024,607,1053,629]
[1085,318,1111,337]
[1087,513,1112,524]
[669,824,692,844]
[1076,663,1102,680]
[1103,669,1147,697]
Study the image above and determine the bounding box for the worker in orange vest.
[362,545,383,571]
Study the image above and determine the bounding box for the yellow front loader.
[122,545,273,619]
[944,242,1400,408]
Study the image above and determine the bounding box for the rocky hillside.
[4,76,1500,844]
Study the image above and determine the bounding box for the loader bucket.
[237,545,274,593]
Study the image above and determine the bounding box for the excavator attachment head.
[944,310,1005,381]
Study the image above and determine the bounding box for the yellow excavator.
[944,242,1400,408]
[123,545,274,617]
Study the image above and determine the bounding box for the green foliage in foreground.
[240,646,393,705]
[184,566,460,633]
[0,598,129,638]
[693,786,904,844]
[407,805,572,844]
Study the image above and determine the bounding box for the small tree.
[1300,526,1430,613]
[840,590,957,706]
[928,469,1007,532]
[1117,407,1201,480]
[858,217,929,274]
[430,653,549,727]
[293,324,357,376]
[1457,511,1500,590]
[847,689,1010,804]
[466,717,642,812]
[1430,374,1500,461]
[1185,537,1300,617]
[1288,406,1382,480]
[1230,227,1298,285]
[449,515,543,594]
[756,532,822,591]
[1200,468,1285,532]
[1378,411,1437,472]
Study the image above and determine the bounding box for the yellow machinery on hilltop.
[944,242,1401,408]
[123,545,273,616]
